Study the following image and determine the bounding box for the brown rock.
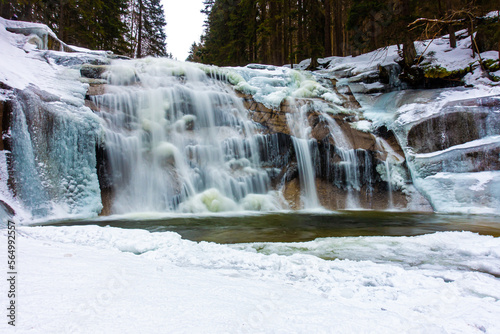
[283,178,301,210]
[316,179,408,210]
[99,188,114,216]
[85,99,99,112]
[87,84,105,96]
[341,86,361,109]
[283,177,409,211]
[256,103,273,113]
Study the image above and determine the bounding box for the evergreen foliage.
[0,0,168,57]
[192,0,499,67]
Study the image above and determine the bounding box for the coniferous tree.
[127,0,167,57]
[0,0,170,58]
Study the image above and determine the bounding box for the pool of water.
[38,210,500,243]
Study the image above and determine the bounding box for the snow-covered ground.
[1,225,499,333]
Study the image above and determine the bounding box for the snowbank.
[2,225,499,333]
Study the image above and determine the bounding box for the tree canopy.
[191,0,499,67]
[0,0,169,57]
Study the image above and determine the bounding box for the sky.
[162,0,206,61]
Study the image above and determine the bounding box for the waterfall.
[285,100,321,209]
[383,160,394,209]
[375,137,405,209]
[323,113,362,209]
[93,59,277,214]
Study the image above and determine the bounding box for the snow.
[413,135,500,159]
[0,17,100,100]
[350,120,372,132]
[322,45,400,75]
[483,11,500,19]
[0,18,108,221]
[393,85,499,126]
[321,29,499,88]
[2,225,500,333]
[416,171,500,214]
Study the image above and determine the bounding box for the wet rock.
[407,110,493,154]
[283,177,301,210]
[373,126,405,161]
[337,85,361,109]
[87,84,105,96]
[308,112,331,142]
[96,143,113,216]
[258,133,295,169]
[81,64,109,79]
[316,179,408,210]
[379,63,405,89]
[84,99,99,112]
[250,107,291,135]
[412,144,500,178]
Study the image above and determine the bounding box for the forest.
[0,0,168,57]
[189,0,499,67]
[0,1,498,67]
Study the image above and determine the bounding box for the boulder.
[407,96,500,154]
[81,64,109,79]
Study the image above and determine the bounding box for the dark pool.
[38,210,500,243]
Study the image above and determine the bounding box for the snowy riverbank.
[1,225,500,333]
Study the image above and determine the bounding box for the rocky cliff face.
[1,17,499,220]
[232,90,415,211]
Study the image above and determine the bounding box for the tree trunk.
[334,0,343,56]
[59,0,66,42]
[0,2,12,19]
[297,0,304,61]
[401,0,416,67]
[324,0,332,57]
[137,0,143,58]
[446,0,456,48]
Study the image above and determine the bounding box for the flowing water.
[4,55,500,221]
[93,60,277,214]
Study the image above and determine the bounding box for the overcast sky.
[162,0,206,61]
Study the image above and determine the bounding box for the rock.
[99,187,113,216]
[338,85,361,109]
[84,100,99,112]
[87,84,105,96]
[310,116,331,141]
[407,110,492,154]
[282,177,409,211]
[250,106,291,135]
[373,126,405,161]
[379,63,404,89]
[283,177,301,210]
[0,200,15,218]
[81,64,109,79]
[412,144,500,178]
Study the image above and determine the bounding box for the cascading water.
[93,59,279,214]
[322,110,362,208]
[285,100,321,209]
[375,137,406,209]
[2,48,415,219]
[90,59,402,214]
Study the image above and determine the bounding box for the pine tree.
[126,0,167,58]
